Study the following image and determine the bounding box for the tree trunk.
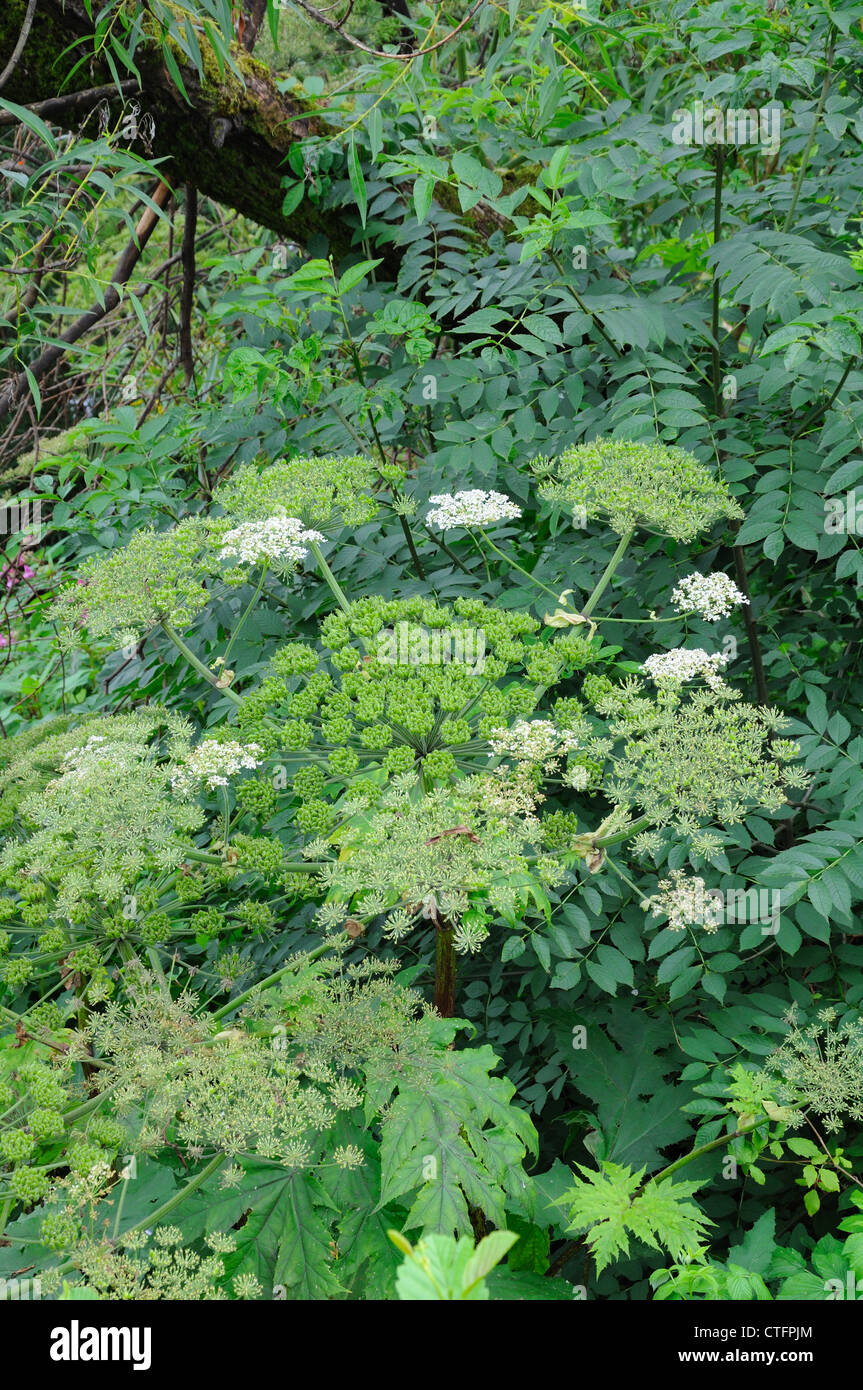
[0,0,353,249]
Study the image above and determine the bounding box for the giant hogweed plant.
[0,435,824,1297]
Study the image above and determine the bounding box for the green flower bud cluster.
[10,1166,51,1203]
[281,870,323,899]
[212,453,389,531]
[67,1140,107,1176]
[582,674,614,707]
[540,810,580,850]
[86,1116,127,1149]
[233,900,274,932]
[235,778,279,823]
[598,681,807,832]
[140,912,171,946]
[271,643,319,676]
[19,879,48,901]
[0,1128,36,1162]
[41,1207,81,1251]
[296,800,335,835]
[29,1107,64,1140]
[174,872,205,903]
[102,915,130,940]
[535,439,744,541]
[0,711,202,924]
[2,957,34,989]
[248,598,568,810]
[20,895,49,928]
[51,515,225,647]
[190,908,226,940]
[232,834,284,878]
[39,927,68,957]
[29,1001,65,1032]
[23,1064,68,1110]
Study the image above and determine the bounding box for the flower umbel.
[641,648,730,689]
[426,490,522,531]
[171,739,263,794]
[219,517,325,568]
[671,572,749,622]
[644,869,724,932]
[535,439,743,541]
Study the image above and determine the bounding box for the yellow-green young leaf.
[804,1188,821,1217]
[543,144,571,189]
[338,259,383,296]
[386,1229,414,1258]
[368,106,383,161]
[162,44,192,105]
[565,1162,712,1275]
[23,367,42,417]
[284,260,333,294]
[463,1230,519,1290]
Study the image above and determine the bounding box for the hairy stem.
[434,919,457,1018]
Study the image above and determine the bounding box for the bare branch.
[0,182,173,423]
[0,0,38,92]
[289,0,486,61]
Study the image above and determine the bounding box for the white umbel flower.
[426,490,522,530]
[641,647,730,689]
[171,739,263,793]
[644,869,724,932]
[671,572,748,622]
[219,516,325,566]
[488,718,580,764]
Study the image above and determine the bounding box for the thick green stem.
[594,813,655,849]
[161,623,242,705]
[732,540,769,706]
[652,1117,767,1184]
[208,941,334,1023]
[222,565,267,666]
[182,846,326,872]
[421,523,474,577]
[308,539,351,614]
[397,511,426,581]
[582,528,634,617]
